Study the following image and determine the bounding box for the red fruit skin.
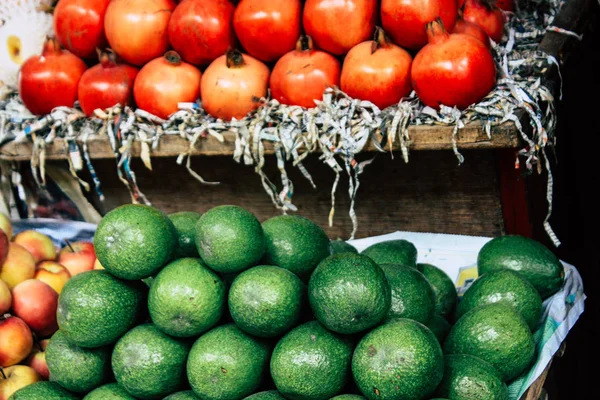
[18,39,87,116]
[411,24,496,110]
[0,229,8,266]
[104,0,176,66]
[496,0,514,12]
[233,0,302,62]
[381,0,458,50]
[11,280,59,338]
[453,18,491,48]
[303,0,377,55]
[53,0,111,59]
[134,52,202,120]
[270,43,341,108]
[463,0,505,43]
[78,55,139,116]
[341,39,413,110]
[168,0,236,66]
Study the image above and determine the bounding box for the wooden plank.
[0,120,522,161]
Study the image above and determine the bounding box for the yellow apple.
[0,365,41,400]
[0,214,12,240]
[34,262,71,294]
[0,280,10,315]
[12,231,56,264]
[0,243,36,289]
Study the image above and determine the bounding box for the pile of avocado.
[10,204,565,400]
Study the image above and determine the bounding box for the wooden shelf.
[0,119,522,161]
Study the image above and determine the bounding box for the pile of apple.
[0,214,99,399]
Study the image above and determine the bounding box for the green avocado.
[195,205,265,273]
[243,390,286,400]
[420,263,458,318]
[46,330,112,393]
[352,319,444,400]
[444,303,535,381]
[163,391,201,400]
[270,321,353,400]
[83,383,136,399]
[329,396,366,400]
[426,314,452,344]
[329,240,358,255]
[168,211,202,258]
[8,382,78,399]
[434,354,508,400]
[308,253,391,334]
[361,240,418,269]
[456,270,543,331]
[477,235,565,299]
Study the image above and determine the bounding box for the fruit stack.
[3,204,565,400]
[0,214,99,399]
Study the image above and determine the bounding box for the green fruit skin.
[308,254,391,334]
[187,324,271,400]
[426,314,452,344]
[435,354,508,400]
[46,330,112,393]
[8,381,78,399]
[112,324,191,399]
[229,265,306,338]
[163,391,201,400]
[195,205,265,273]
[444,303,535,382]
[380,264,436,325]
[95,204,178,280]
[456,270,543,331]
[329,396,366,400]
[361,240,418,269]
[352,319,444,400]
[329,240,358,255]
[57,270,146,348]
[243,390,287,400]
[420,263,458,318]
[83,383,137,399]
[169,211,203,259]
[149,258,226,337]
[270,321,353,400]
[262,215,330,278]
[477,235,565,299]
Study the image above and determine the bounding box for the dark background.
[542,3,599,398]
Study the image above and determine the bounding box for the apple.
[0,365,41,399]
[0,229,8,268]
[0,281,10,315]
[0,213,12,240]
[0,243,36,289]
[24,340,49,380]
[11,280,58,338]
[34,262,71,294]
[12,231,56,264]
[93,258,104,270]
[0,315,33,367]
[57,241,95,276]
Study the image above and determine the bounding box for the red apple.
[24,340,49,380]
[0,365,41,399]
[0,229,8,267]
[12,231,56,264]
[0,214,12,240]
[34,262,71,294]
[0,281,10,315]
[0,316,33,367]
[57,241,95,276]
[11,280,58,338]
[0,243,36,289]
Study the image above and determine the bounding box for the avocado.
[45,330,112,393]
[329,240,358,255]
[94,204,178,280]
[435,354,508,399]
[112,324,191,399]
[229,265,305,338]
[420,263,458,318]
[168,211,202,258]
[477,235,565,299]
[187,324,271,400]
[163,391,201,400]
[456,270,543,331]
[379,263,436,324]
[83,383,136,399]
[8,381,78,399]
[57,270,146,348]
[444,303,535,381]
[262,215,330,278]
[352,319,444,400]
[270,321,353,400]
[329,396,366,400]
[194,205,265,273]
[426,314,452,343]
[148,257,226,337]
[243,391,286,400]
[361,240,418,269]
[308,253,391,334]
